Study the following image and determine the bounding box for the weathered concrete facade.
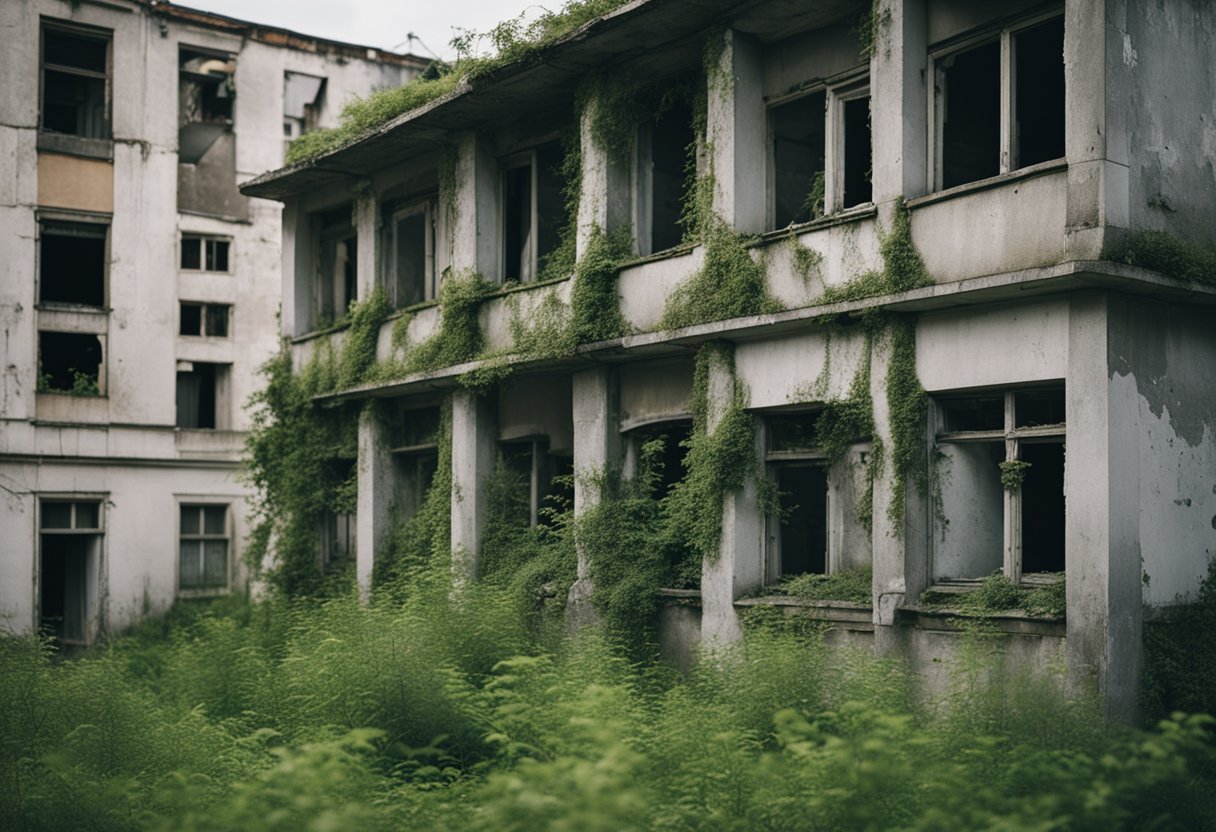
[0,0,424,642]
[245,0,1216,719]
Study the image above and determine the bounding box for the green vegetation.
[920,572,1067,619]
[1112,229,1216,288]
[396,270,496,375]
[37,369,101,396]
[570,224,631,343]
[999,459,1032,492]
[5,570,1215,830]
[284,0,633,165]
[884,315,928,529]
[777,565,873,604]
[1142,558,1216,723]
[821,198,931,304]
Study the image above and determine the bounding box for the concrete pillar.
[576,96,632,256]
[566,366,619,627]
[869,322,931,654]
[356,407,396,599]
[450,388,497,581]
[1066,291,1142,721]
[706,28,766,234]
[870,0,928,206]
[700,346,765,645]
[450,131,499,281]
[353,182,378,301]
[1064,0,1130,259]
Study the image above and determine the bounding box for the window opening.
[392,407,442,519]
[940,40,1001,189]
[841,95,873,209]
[503,160,532,282]
[501,141,570,283]
[648,99,694,253]
[179,302,230,337]
[41,23,110,139]
[776,465,828,576]
[386,199,436,307]
[178,48,235,163]
[39,499,102,645]
[179,504,229,591]
[283,71,325,151]
[176,361,228,429]
[1014,17,1065,168]
[771,91,826,227]
[180,235,230,272]
[316,208,357,326]
[629,422,692,501]
[39,220,107,307]
[500,438,569,528]
[38,331,102,394]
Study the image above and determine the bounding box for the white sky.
[183,0,546,61]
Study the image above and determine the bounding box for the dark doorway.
[777,465,828,576]
[1020,442,1065,573]
[40,535,89,643]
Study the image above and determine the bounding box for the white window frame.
[38,495,106,645]
[932,388,1066,585]
[766,71,872,230]
[180,234,232,274]
[928,8,1066,192]
[386,198,437,306]
[177,501,232,596]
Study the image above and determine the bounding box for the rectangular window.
[769,80,872,229]
[499,438,573,528]
[626,421,692,502]
[40,498,103,644]
[175,361,229,429]
[178,49,235,157]
[933,13,1065,190]
[643,99,695,254]
[766,415,828,579]
[314,208,357,328]
[501,142,570,283]
[283,71,325,156]
[38,331,103,395]
[179,302,230,337]
[180,235,231,272]
[179,504,229,591]
[933,386,1065,583]
[39,220,107,307]
[385,198,436,308]
[41,21,111,139]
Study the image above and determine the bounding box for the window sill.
[757,203,879,244]
[37,132,114,161]
[36,303,110,315]
[908,159,1067,209]
[36,390,105,399]
[177,587,231,600]
[736,595,874,627]
[292,319,353,344]
[897,605,1065,635]
[658,588,701,606]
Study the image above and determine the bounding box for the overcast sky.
[185,0,544,60]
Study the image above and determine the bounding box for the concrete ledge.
[736,595,875,629]
[897,606,1066,637]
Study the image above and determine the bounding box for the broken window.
[283,71,325,152]
[641,97,695,254]
[384,197,436,308]
[766,415,828,578]
[933,386,1066,584]
[179,504,229,592]
[175,361,229,429]
[180,235,230,272]
[41,21,111,139]
[179,302,230,337]
[314,207,357,327]
[934,14,1065,190]
[627,421,692,501]
[501,142,569,283]
[392,407,442,519]
[178,48,235,163]
[38,331,102,395]
[39,219,107,307]
[498,437,574,528]
[40,498,103,644]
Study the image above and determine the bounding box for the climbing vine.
[999,459,1032,493]
[821,197,931,304]
[884,315,927,529]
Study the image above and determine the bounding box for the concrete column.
[450,388,497,581]
[282,200,308,337]
[869,322,931,654]
[1063,0,1130,259]
[1066,291,1141,721]
[706,28,766,234]
[870,0,928,206]
[700,346,765,645]
[566,366,619,627]
[450,131,499,281]
[576,96,632,256]
[353,182,379,301]
[356,407,396,600]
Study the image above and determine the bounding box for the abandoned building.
[243,0,1216,719]
[0,0,427,644]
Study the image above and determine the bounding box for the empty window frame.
[770,80,872,228]
[314,207,357,328]
[932,13,1065,190]
[766,415,829,579]
[39,219,108,307]
[179,48,236,164]
[283,71,325,144]
[501,142,569,283]
[41,21,111,139]
[175,361,229,429]
[180,235,230,272]
[40,498,103,644]
[637,97,696,255]
[38,331,103,395]
[390,406,442,520]
[625,421,692,502]
[499,438,572,528]
[384,198,437,308]
[179,302,230,337]
[933,386,1066,583]
[179,504,229,592]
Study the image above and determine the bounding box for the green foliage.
[788,231,824,285]
[37,369,101,396]
[570,224,631,343]
[335,287,392,390]
[536,125,581,285]
[1142,558,1216,723]
[285,0,632,165]
[400,270,496,374]
[999,459,1032,492]
[920,572,1067,618]
[885,316,927,529]
[1112,229,1216,288]
[821,197,931,304]
[812,333,874,466]
[803,169,826,221]
[778,566,873,604]
[857,0,892,59]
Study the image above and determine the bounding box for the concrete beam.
[356,407,396,599]
[871,0,928,205]
[450,131,499,281]
[567,366,618,627]
[450,388,497,581]
[707,28,766,234]
[576,95,632,256]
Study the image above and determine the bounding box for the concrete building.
[0,0,426,644]
[243,0,1216,719]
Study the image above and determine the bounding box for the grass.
[776,565,873,604]
[919,572,1067,618]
